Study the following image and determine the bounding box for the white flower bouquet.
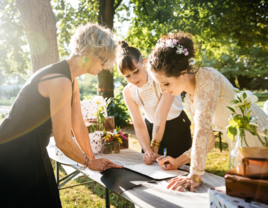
[226,89,267,147]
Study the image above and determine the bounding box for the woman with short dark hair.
[116,40,192,166]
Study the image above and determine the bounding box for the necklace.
[137,80,161,106]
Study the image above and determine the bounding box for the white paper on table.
[124,162,188,180]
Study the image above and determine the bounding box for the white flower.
[166,39,174,48]
[235,90,258,105]
[172,39,178,45]
[189,57,196,66]
[176,44,184,54]
[93,96,104,105]
[249,116,258,126]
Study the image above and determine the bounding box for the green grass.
[255,101,265,109]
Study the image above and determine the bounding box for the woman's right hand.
[157,154,190,170]
[157,156,179,170]
[88,158,123,172]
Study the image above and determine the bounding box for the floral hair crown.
[155,38,196,66]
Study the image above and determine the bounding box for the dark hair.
[117,40,143,74]
[149,31,198,77]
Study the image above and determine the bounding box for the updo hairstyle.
[149,31,197,77]
[70,23,116,70]
[117,40,143,74]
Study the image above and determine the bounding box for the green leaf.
[243,92,247,99]
[231,100,239,104]
[246,110,252,118]
[227,106,236,113]
[233,89,240,93]
[226,125,237,141]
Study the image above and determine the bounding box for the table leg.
[219,132,222,152]
[55,161,59,187]
[105,187,110,208]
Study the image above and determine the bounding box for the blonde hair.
[70,23,117,70]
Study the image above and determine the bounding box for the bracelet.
[190,175,203,184]
[77,153,89,170]
[150,139,161,149]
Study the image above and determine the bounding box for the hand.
[88,158,123,172]
[167,175,202,192]
[157,154,190,170]
[157,156,179,170]
[142,150,161,165]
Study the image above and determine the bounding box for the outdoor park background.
[0,0,268,207]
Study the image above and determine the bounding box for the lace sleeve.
[190,69,222,175]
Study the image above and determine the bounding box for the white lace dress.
[183,67,268,175]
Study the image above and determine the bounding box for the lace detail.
[183,67,268,175]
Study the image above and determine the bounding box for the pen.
[164,148,167,168]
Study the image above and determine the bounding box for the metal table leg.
[219,132,222,152]
[55,161,59,187]
[105,187,110,208]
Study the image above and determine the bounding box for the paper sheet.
[125,162,188,180]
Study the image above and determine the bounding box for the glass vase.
[113,141,120,154]
[229,128,245,169]
[97,123,103,131]
[102,142,112,154]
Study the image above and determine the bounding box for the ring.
[152,155,155,158]
[104,163,108,171]
[184,183,188,189]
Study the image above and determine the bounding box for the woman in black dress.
[0,23,122,208]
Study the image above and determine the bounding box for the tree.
[97,0,123,99]
[15,0,59,72]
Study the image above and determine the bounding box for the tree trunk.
[16,0,59,73]
[97,0,115,99]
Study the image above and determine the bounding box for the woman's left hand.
[166,175,201,192]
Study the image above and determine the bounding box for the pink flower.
[172,39,178,45]
[119,131,128,140]
[184,48,189,56]
[109,136,113,141]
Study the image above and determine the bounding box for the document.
[125,162,188,180]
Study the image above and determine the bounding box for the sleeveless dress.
[127,71,192,158]
[0,60,73,208]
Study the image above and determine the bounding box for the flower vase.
[102,141,112,154]
[97,123,103,131]
[113,141,120,154]
[229,128,246,169]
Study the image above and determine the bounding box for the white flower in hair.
[176,44,184,54]
[189,57,196,66]
[166,39,174,48]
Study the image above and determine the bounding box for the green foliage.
[107,86,130,127]
[126,0,268,90]
[0,0,30,74]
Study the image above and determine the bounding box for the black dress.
[145,110,192,158]
[0,60,73,208]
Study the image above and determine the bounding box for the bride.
[148,32,268,192]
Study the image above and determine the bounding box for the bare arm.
[71,78,95,159]
[151,93,174,154]
[48,77,121,171]
[123,87,151,152]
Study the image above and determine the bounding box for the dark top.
[0,60,73,208]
